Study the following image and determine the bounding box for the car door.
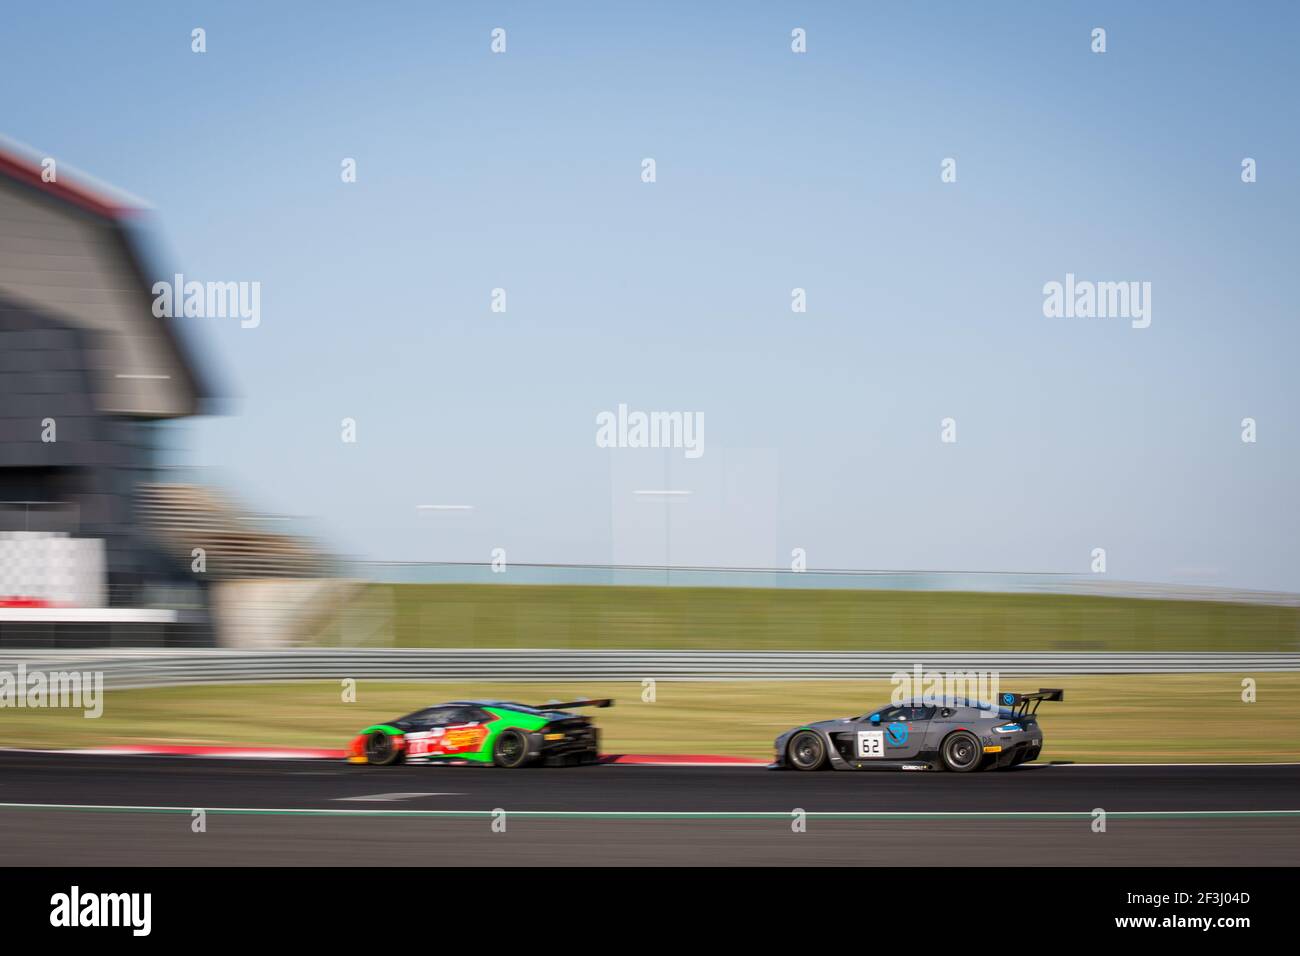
[400,706,460,758]
[863,704,934,760]
[433,706,491,756]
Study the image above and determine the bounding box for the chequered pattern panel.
[0,532,105,606]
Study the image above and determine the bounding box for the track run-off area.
[2,753,1297,865]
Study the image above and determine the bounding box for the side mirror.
[869,713,881,725]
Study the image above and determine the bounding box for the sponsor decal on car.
[406,724,488,757]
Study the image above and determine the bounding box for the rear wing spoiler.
[535,698,614,711]
[999,689,1064,716]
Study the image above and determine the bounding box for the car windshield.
[857,703,899,720]
[401,705,458,723]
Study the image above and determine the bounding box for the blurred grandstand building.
[0,141,331,648]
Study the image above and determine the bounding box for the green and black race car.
[346,698,611,768]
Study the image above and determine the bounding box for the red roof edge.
[0,142,140,221]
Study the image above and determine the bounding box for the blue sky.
[4,2,1298,588]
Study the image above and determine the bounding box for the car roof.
[894,698,1019,718]
[432,700,552,713]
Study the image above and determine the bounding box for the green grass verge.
[5,674,1296,763]
[312,584,1300,651]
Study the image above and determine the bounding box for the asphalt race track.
[1,752,1298,865]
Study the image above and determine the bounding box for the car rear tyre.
[787,730,828,771]
[492,729,532,768]
[940,731,983,773]
[364,731,402,766]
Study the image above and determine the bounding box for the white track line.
[0,802,1298,819]
[334,793,461,802]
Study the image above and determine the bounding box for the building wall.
[0,293,208,623]
[0,156,213,645]
[0,176,197,417]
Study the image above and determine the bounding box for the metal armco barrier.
[0,648,1296,689]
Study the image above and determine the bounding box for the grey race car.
[772,689,1064,772]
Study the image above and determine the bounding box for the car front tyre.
[787,730,828,771]
[364,731,402,767]
[940,731,983,773]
